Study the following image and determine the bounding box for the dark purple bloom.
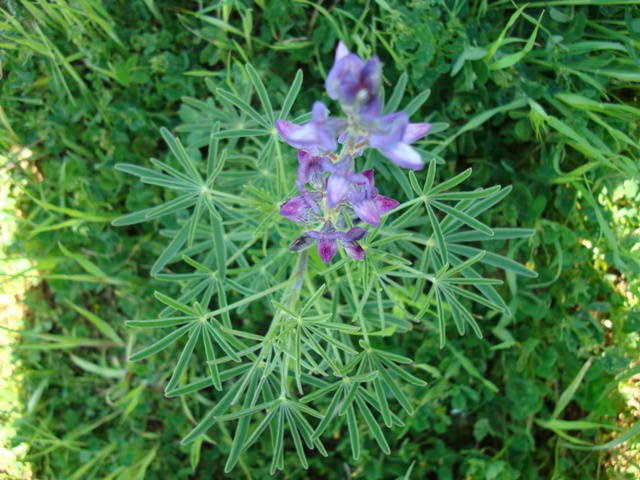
[326,42,382,121]
[341,226,368,260]
[306,222,345,264]
[324,156,368,208]
[347,170,399,228]
[290,232,316,253]
[369,113,432,170]
[279,181,322,224]
[290,222,367,263]
[275,102,347,155]
[297,151,328,189]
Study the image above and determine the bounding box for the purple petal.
[275,120,320,153]
[279,195,310,223]
[403,123,432,144]
[369,112,409,148]
[306,230,322,240]
[361,57,382,93]
[326,117,349,138]
[361,169,375,186]
[374,195,399,215]
[327,174,350,207]
[353,199,381,228]
[317,239,337,264]
[359,95,382,123]
[311,101,329,122]
[275,103,338,155]
[297,151,311,183]
[326,54,365,101]
[313,102,340,152]
[344,227,368,242]
[297,151,327,187]
[343,241,365,260]
[291,233,315,252]
[320,221,336,234]
[335,41,349,61]
[380,143,424,170]
[275,120,299,144]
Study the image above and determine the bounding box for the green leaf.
[151,220,191,276]
[211,213,227,280]
[129,323,193,362]
[286,410,309,470]
[181,378,245,444]
[435,289,447,348]
[242,407,279,451]
[403,88,431,117]
[551,358,593,420]
[165,324,202,393]
[125,316,195,328]
[561,421,640,451]
[426,203,447,265]
[154,291,199,316]
[224,375,260,472]
[433,200,493,236]
[69,354,124,379]
[448,244,537,278]
[64,299,124,345]
[384,72,407,114]
[346,404,360,460]
[429,168,472,195]
[216,88,270,130]
[58,242,123,285]
[374,357,414,415]
[144,193,198,221]
[246,63,274,125]
[381,359,427,387]
[373,376,392,427]
[160,127,202,182]
[489,11,543,71]
[216,400,276,422]
[279,69,303,120]
[115,163,193,189]
[300,283,327,315]
[355,396,390,454]
[189,437,203,472]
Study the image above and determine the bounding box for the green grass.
[1,0,639,478]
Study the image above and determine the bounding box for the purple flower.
[290,233,316,253]
[275,102,347,155]
[297,151,328,189]
[326,42,382,122]
[369,113,432,170]
[306,222,345,264]
[341,226,368,260]
[279,181,322,224]
[347,170,399,228]
[324,156,368,208]
[291,222,368,264]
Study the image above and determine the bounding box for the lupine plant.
[114,41,535,473]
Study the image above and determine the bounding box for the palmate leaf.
[185,65,302,139]
[306,377,401,460]
[406,251,507,347]
[113,126,237,279]
[383,162,537,339]
[126,291,259,395]
[234,400,325,475]
[420,160,499,239]
[299,342,422,460]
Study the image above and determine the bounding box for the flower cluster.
[276,42,432,264]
